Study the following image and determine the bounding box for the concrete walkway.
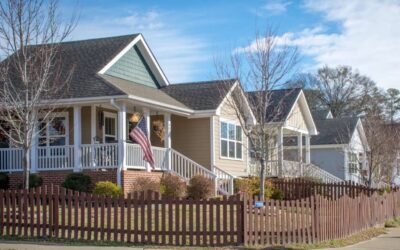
[323,228,400,250]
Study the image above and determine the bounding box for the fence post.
[242,193,248,246]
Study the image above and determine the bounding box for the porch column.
[164,113,172,171]
[91,105,96,143]
[305,135,311,164]
[277,127,284,177]
[117,103,126,186]
[143,108,151,172]
[73,106,82,172]
[30,121,38,173]
[298,133,303,176]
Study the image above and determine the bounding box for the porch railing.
[213,166,235,195]
[0,148,23,172]
[170,149,216,181]
[37,146,74,171]
[81,143,119,169]
[248,160,279,177]
[125,143,168,170]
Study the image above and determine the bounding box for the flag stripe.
[129,117,155,169]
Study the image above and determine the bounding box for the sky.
[61,0,400,90]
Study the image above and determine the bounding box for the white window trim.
[103,111,118,143]
[38,112,70,147]
[348,151,359,174]
[219,119,243,161]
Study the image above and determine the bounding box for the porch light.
[130,112,142,123]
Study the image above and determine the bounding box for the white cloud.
[240,0,400,89]
[263,1,291,15]
[70,10,210,83]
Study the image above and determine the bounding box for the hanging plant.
[129,112,142,123]
[152,119,165,142]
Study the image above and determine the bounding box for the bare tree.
[215,28,299,198]
[0,0,77,189]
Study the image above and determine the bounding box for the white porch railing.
[170,149,216,181]
[37,146,74,170]
[213,166,235,195]
[0,148,23,172]
[303,163,343,183]
[125,143,168,170]
[81,143,119,169]
[248,160,279,177]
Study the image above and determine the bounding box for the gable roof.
[247,88,302,123]
[161,79,237,110]
[311,117,360,145]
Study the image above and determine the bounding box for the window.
[38,113,68,147]
[103,112,117,143]
[348,152,358,174]
[220,121,242,160]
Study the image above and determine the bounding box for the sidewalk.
[322,228,400,250]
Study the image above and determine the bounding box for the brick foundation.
[8,169,165,195]
[122,169,163,194]
[8,169,118,190]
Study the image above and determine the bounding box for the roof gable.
[311,117,360,145]
[105,45,159,88]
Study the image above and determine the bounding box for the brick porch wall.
[8,169,118,190]
[7,169,165,195]
[121,170,163,194]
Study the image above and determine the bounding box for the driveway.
[322,228,400,250]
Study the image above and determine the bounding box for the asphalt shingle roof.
[246,88,302,123]
[2,34,141,99]
[161,79,237,110]
[311,109,331,120]
[311,117,359,145]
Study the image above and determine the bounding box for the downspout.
[110,98,123,187]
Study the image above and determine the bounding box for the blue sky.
[61,0,400,89]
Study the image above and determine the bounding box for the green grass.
[385,217,400,228]
[285,228,386,250]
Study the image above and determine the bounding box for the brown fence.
[244,191,400,246]
[0,185,399,247]
[271,179,377,200]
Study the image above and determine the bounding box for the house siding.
[171,115,211,168]
[214,97,249,177]
[286,101,308,132]
[81,106,91,144]
[310,148,346,180]
[105,45,159,88]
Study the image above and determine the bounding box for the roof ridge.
[171,78,237,86]
[30,34,140,47]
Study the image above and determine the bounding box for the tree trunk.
[23,147,30,189]
[259,157,266,200]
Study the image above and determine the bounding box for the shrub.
[61,173,91,192]
[271,189,285,200]
[0,173,9,189]
[187,175,214,199]
[93,181,122,198]
[29,174,43,188]
[159,173,185,199]
[234,177,274,199]
[130,176,160,193]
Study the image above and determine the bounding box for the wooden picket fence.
[0,185,399,247]
[271,179,377,200]
[243,190,400,246]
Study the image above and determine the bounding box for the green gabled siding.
[105,45,159,88]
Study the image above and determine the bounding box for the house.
[0,34,256,195]
[246,89,342,182]
[308,110,369,184]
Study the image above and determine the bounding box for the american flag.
[129,117,155,169]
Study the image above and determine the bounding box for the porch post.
[305,135,311,164]
[298,133,303,176]
[117,102,126,186]
[73,106,82,172]
[90,105,96,168]
[30,122,38,173]
[143,108,151,172]
[277,127,284,177]
[164,113,172,171]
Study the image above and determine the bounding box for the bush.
[0,173,9,189]
[29,174,43,188]
[93,181,122,198]
[61,173,91,192]
[159,173,185,199]
[187,175,214,199]
[271,189,285,200]
[130,176,160,193]
[234,177,274,199]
